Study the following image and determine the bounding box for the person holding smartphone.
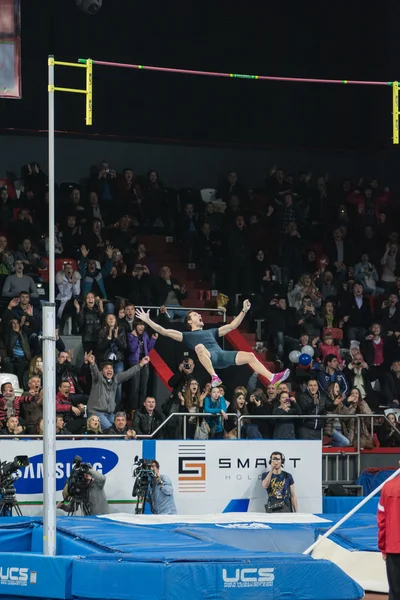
[262,452,297,513]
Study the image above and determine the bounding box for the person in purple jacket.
[127,320,158,416]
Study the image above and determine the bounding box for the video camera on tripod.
[0,455,29,517]
[65,455,92,516]
[132,456,155,514]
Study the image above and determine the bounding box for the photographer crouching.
[57,456,110,516]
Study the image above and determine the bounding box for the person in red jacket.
[378,466,400,600]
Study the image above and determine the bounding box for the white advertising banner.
[156,440,323,514]
[1,439,322,515]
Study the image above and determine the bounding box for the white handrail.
[303,466,400,555]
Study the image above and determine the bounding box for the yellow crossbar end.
[393,81,399,145]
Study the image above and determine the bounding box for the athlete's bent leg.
[194,344,221,386]
[235,351,290,386]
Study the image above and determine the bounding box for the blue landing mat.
[0,516,370,599]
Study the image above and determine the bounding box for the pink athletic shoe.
[270,369,290,387]
[211,375,222,387]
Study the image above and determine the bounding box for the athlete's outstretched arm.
[135,308,183,342]
[218,299,251,337]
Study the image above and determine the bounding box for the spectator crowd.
[0,160,399,448]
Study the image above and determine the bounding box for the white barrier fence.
[2,439,322,515]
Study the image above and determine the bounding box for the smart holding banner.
[0,440,322,515]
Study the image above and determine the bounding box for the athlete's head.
[185,311,204,330]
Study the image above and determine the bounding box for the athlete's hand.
[242,299,251,313]
[135,307,150,323]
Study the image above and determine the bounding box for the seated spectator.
[10,208,39,245]
[0,235,14,275]
[75,293,104,354]
[345,386,374,449]
[354,253,383,296]
[97,314,127,409]
[86,351,150,431]
[106,411,136,439]
[324,382,351,447]
[178,379,206,439]
[1,415,24,436]
[2,293,42,354]
[56,262,81,335]
[314,354,349,396]
[132,396,164,438]
[345,351,381,410]
[61,215,81,259]
[81,218,108,262]
[325,227,355,276]
[379,293,400,335]
[127,321,157,414]
[318,332,343,365]
[0,382,23,426]
[119,302,135,335]
[23,355,43,391]
[108,216,137,260]
[78,244,114,313]
[376,413,400,447]
[315,270,339,301]
[4,317,31,386]
[380,242,398,293]
[272,391,301,439]
[204,387,227,439]
[340,282,372,343]
[56,350,88,398]
[288,273,321,310]
[265,295,297,363]
[296,295,323,339]
[247,388,274,439]
[20,384,43,434]
[83,415,103,437]
[56,415,69,435]
[321,301,341,330]
[280,222,306,289]
[56,381,86,434]
[128,264,155,306]
[363,323,388,380]
[381,360,400,407]
[14,238,46,279]
[155,266,188,321]
[2,259,39,299]
[83,191,105,227]
[297,378,333,440]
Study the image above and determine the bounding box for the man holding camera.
[148,460,177,515]
[262,452,297,513]
[57,462,110,516]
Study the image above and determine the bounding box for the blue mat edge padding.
[0,515,374,600]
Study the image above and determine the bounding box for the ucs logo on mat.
[14,448,118,494]
[222,568,275,589]
[178,444,206,493]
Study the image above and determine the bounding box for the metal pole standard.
[303,467,400,556]
[43,56,57,556]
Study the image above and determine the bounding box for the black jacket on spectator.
[132,406,164,437]
[247,400,274,438]
[77,306,103,346]
[56,361,85,394]
[265,305,296,335]
[362,338,389,368]
[344,366,376,398]
[106,424,130,435]
[377,306,400,333]
[341,295,372,328]
[297,389,333,431]
[381,371,400,404]
[128,274,155,306]
[97,327,127,364]
[155,277,187,306]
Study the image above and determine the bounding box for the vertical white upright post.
[43,55,57,556]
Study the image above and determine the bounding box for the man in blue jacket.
[313,354,349,396]
[149,460,177,514]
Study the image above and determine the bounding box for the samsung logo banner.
[14,448,119,494]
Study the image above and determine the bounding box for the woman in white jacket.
[56,262,81,334]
